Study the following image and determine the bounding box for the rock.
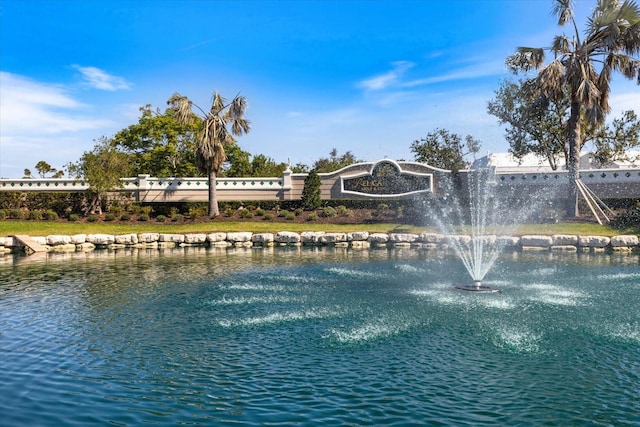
[226,232,253,243]
[138,233,159,243]
[70,234,87,244]
[368,233,389,243]
[184,233,207,244]
[419,233,444,244]
[86,234,115,245]
[252,233,275,244]
[275,231,301,243]
[610,235,639,247]
[115,233,138,245]
[578,235,610,248]
[348,231,369,241]
[301,231,325,244]
[520,235,553,248]
[206,232,227,243]
[389,233,419,243]
[160,234,185,243]
[320,232,347,244]
[46,235,72,246]
[552,235,578,246]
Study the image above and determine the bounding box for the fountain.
[427,167,556,293]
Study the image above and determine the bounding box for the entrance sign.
[340,160,432,197]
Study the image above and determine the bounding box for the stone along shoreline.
[1,231,639,255]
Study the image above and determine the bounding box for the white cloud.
[357,61,415,91]
[72,65,131,91]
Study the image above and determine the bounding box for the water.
[1,247,639,426]
[428,168,559,285]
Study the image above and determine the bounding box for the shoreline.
[2,231,639,256]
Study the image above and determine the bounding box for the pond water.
[1,247,639,426]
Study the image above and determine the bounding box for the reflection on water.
[1,247,639,426]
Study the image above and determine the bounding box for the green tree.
[70,137,131,214]
[250,154,288,177]
[301,169,322,210]
[168,91,250,217]
[506,0,640,217]
[488,79,640,170]
[313,149,359,173]
[113,105,201,177]
[35,160,60,178]
[410,128,481,172]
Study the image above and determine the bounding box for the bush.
[104,213,116,221]
[156,214,167,223]
[263,213,274,221]
[45,210,59,220]
[130,203,142,214]
[224,208,235,217]
[307,212,318,221]
[611,202,640,229]
[108,206,123,216]
[29,210,43,220]
[0,210,7,220]
[239,209,253,219]
[189,206,206,220]
[138,213,150,222]
[255,208,265,217]
[169,207,179,218]
[294,208,303,216]
[336,205,353,217]
[301,170,322,210]
[120,213,132,221]
[284,212,296,220]
[141,206,153,216]
[68,213,80,222]
[171,213,184,222]
[9,209,24,219]
[320,206,337,218]
[87,214,99,222]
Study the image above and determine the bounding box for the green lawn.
[0,220,631,237]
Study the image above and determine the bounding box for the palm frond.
[167,93,194,125]
[552,0,574,26]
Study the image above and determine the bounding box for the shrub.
[301,170,322,210]
[224,208,235,217]
[307,212,318,221]
[255,208,265,217]
[239,209,253,219]
[141,206,153,216]
[0,209,7,220]
[263,213,274,221]
[156,214,167,223]
[169,207,179,218]
[103,213,116,221]
[9,209,24,219]
[294,208,304,216]
[611,202,640,229]
[68,213,80,222]
[189,206,206,220]
[45,210,59,220]
[29,210,43,220]
[87,214,99,222]
[320,206,337,218]
[171,213,184,222]
[130,203,142,214]
[108,206,123,216]
[336,205,353,217]
[284,212,296,220]
[138,214,150,222]
[120,213,132,221]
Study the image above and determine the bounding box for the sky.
[1,0,639,178]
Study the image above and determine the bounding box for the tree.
[35,161,60,178]
[70,137,131,215]
[23,169,32,179]
[488,79,640,170]
[112,105,201,177]
[301,169,322,210]
[410,128,481,172]
[313,149,359,173]
[506,0,640,217]
[168,92,250,217]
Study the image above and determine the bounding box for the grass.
[0,220,631,237]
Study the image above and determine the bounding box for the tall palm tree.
[507,0,640,217]
[168,92,250,217]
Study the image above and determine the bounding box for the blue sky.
[1,0,639,178]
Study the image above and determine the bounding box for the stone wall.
[1,232,638,255]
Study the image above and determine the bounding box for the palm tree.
[507,0,640,217]
[168,92,250,217]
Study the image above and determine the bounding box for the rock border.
[1,232,639,255]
